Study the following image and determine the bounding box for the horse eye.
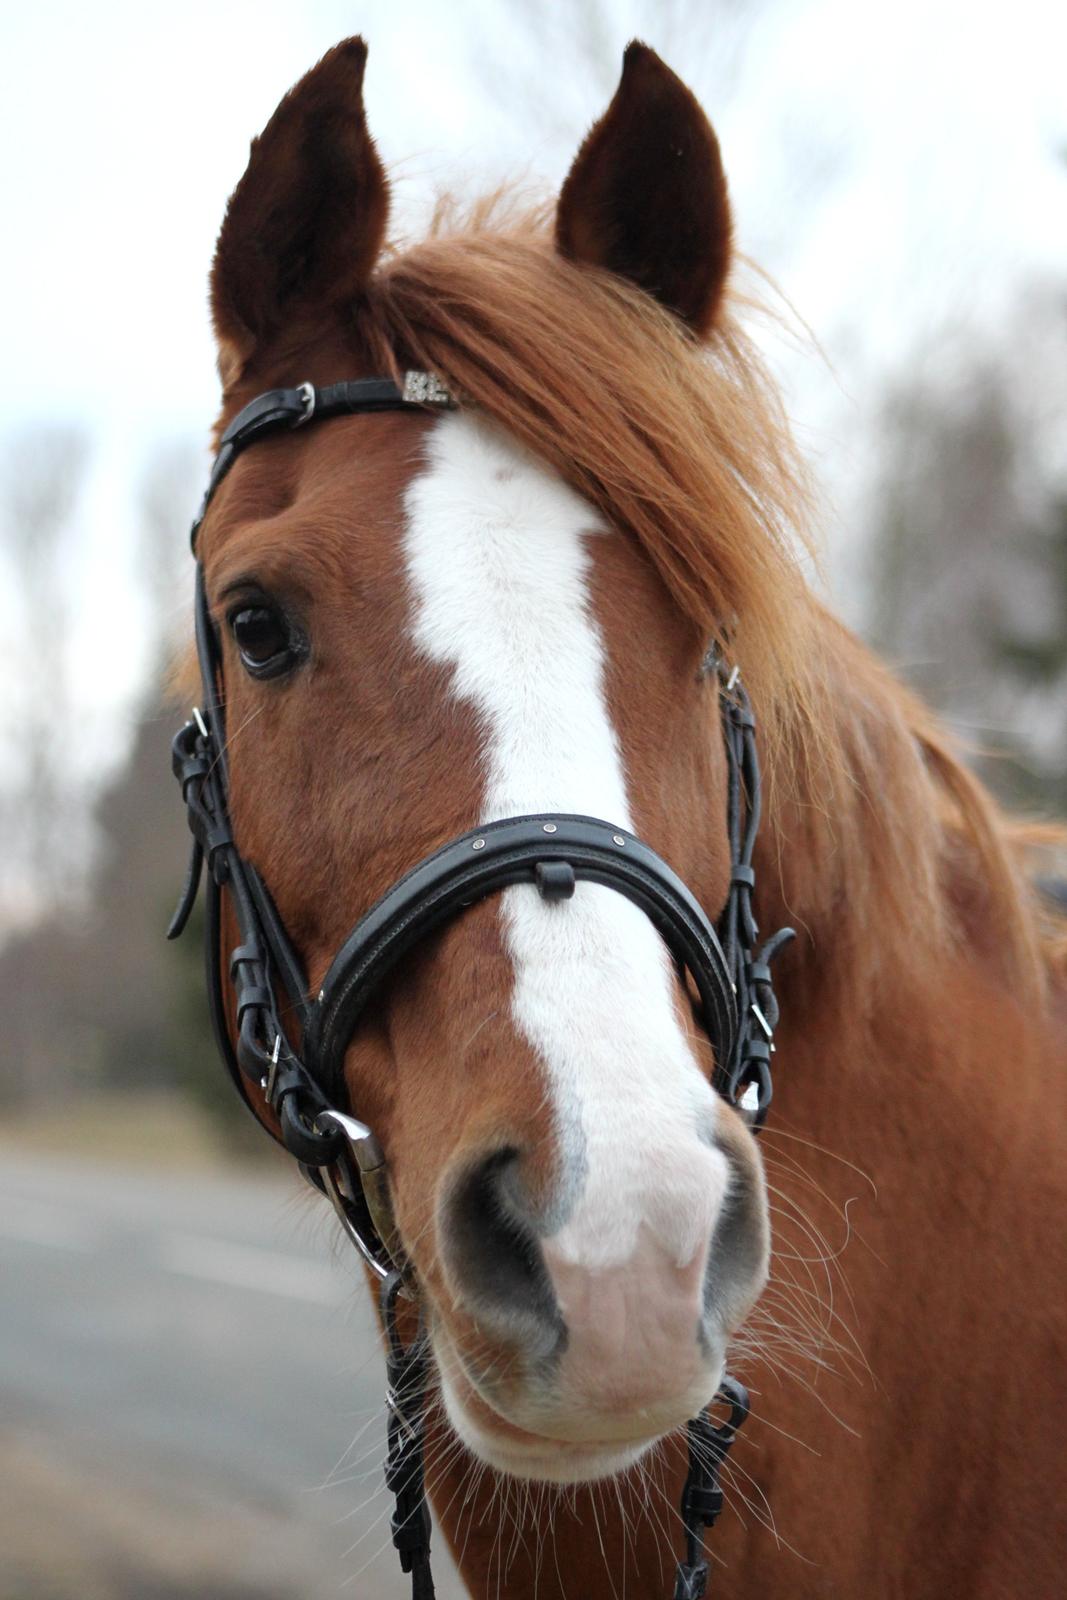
[229,604,300,677]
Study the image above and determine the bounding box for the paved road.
[0,1149,465,1599]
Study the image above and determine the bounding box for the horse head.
[188,37,798,1491]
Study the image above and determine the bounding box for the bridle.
[168,370,794,1599]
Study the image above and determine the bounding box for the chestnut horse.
[183,36,1066,1600]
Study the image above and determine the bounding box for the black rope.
[381,1272,436,1600]
[673,1377,750,1599]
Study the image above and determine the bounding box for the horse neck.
[730,623,1067,1597]
[755,611,1046,1029]
[751,610,1062,1162]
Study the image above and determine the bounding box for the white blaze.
[403,413,727,1271]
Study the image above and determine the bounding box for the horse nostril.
[441,1148,563,1349]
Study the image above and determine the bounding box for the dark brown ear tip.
[336,35,369,67]
[254,36,370,144]
[622,39,663,74]
[313,35,369,87]
[620,40,701,108]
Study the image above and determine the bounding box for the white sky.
[1,0,1065,774]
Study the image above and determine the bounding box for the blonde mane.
[359,198,1063,1000]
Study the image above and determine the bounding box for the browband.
[191,372,454,546]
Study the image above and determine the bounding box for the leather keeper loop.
[535,860,577,901]
[279,1095,345,1165]
[683,1482,725,1524]
[266,1063,308,1106]
[235,984,272,1020]
[177,753,210,787]
[229,943,261,973]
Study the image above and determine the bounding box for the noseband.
[168,371,794,1599]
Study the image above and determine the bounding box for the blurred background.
[1,1,1064,1596]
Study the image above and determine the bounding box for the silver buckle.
[293,381,316,425]
[319,1163,391,1282]
[750,1001,774,1041]
[316,1107,385,1174]
[402,370,453,407]
[260,1035,281,1098]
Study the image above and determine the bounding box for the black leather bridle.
[168,371,793,1599]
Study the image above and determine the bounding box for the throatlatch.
[168,370,793,1600]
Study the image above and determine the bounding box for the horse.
[171,35,1067,1600]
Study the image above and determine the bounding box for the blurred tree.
[869,353,1067,816]
[130,437,262,1142]
[0,684,181,1100]
[0,424,91,920]
[0,670,260,1148]
[89,677,260,1152]
[136,435,202,653]
[0,432,258,1145]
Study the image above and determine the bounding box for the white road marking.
[159,1232,350,1305]
[0,1201,101,1252]
[0,1191,350,1305]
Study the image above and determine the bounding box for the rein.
[168,371,794,1598]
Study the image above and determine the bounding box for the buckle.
[293,381,316,425]
[261,1035,281,1101]
[402,370,452,406]
[316,1107,386,1174]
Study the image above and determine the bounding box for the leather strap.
[190,376,453,546]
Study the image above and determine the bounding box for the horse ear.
[211,37,388,377]
[555,42,731,337]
